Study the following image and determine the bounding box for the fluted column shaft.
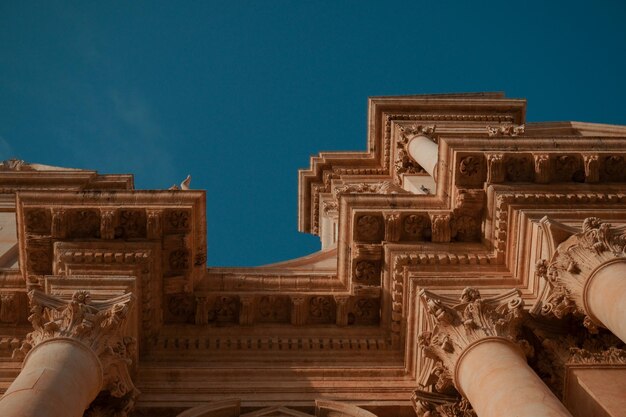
[0,339,103,417]
[456,337,573,417]
[585,259,626,343]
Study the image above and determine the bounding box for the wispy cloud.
[110,90,162,138]
[0,136,14,159]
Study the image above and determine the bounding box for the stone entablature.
[1,93,626,416]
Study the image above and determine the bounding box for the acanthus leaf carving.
[13,290,138,403]
[418,288,525,392]
[536,217,626,332]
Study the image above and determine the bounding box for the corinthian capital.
[14,290,138,401]
[418,288,525,391]
[536,217,626,332]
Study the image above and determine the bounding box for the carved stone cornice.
[536,217,626,332]
[13,290,138,403]
[531,327,626,397]
[418,288,525,392]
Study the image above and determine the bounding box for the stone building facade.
[0,93,624,417]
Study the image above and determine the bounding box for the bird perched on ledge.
[169,174,191,190]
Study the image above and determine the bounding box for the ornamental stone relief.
[536,217,626,333]
[418,288,526,393]
[354,214,383,242]
[402,214,431,241]
[504,154,533,182]
[13,290,138,408]
[353,260,381,286]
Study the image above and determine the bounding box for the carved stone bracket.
[486,124,525,137]
[417,288,525,392]
[13,290,139,406]
[535,217,626,333]
[412,389,476,417]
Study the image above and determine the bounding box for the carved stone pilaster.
[430,214,451,243]
[418,288,525,392]
[535,217,626,333]
[100,209,116,240]
[290,296,306,326]
[146,209,163,240]
[50,208,67,239]
[383,212,401,242]
[334,295,350,327]
[14,290,138,410]
[533,153,551,184]
[486,153,505,183]
[195,296,209,325]
[239,295,255,326]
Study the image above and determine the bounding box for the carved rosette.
[418,288,525,392]
[14,290,139,405]
[536,217,626,332]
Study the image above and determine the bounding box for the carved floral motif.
[24,208,51,235]
[68,210,101,238]
[603,155,626,181]
[403,214,430,241]
[348,297,380,325]
[308,296,334,323]
[505,156,533,182]
[116,210,147,239]
[354,261,380,286]
[451,215,479,242]
[458,156,480,177]
[258,296,289,323]
[355,215,382,242]
[553,155,584,183]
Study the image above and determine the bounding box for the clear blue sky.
[1,1,625,266]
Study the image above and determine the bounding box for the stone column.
[417,288,572,417]
[406,135,438,178]
[0,290,137,417]
[537,217,626,342]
